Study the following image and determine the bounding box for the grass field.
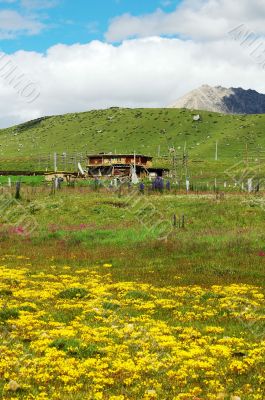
[0,186,264,399]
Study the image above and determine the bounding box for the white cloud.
[0,36,264,128]
[1,0,265,130]
[105,0,265,42]
[160,1,173,7]
[20,0,58,9]
[0,9,44,38]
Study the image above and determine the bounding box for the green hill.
[0,107,264,179]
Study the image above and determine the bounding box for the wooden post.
[173,214,177,228]
[215,141,218,161]
[181,214,185,228]
[50,179,56,195]
[55,178,58,192]
[15,181,21,200]
[74,154,77,171]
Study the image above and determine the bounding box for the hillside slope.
[0,107,265,174]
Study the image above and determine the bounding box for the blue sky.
[0,0,263,128]
[0,0,181,53]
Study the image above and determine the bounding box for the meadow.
[0,184,264,399]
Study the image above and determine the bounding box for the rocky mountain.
[169,85,265,114]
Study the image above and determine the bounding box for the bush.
[102,302,120,311]
[0,289,13,296]
[0,308,19,321]
[50,338,104,358]
[125,290,152,301]
[58,287,88,299]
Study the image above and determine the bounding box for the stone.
[8,380,20,391]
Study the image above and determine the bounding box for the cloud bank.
[106,0,265,42]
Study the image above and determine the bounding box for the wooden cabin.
[87,154,153,167]
[86,153,168,179]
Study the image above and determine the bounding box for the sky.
[0,0,180,53]
[1,0,265,127]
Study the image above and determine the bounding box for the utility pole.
[183,142,188,179]
[173,151,176,180]
[181,141,187,181]
[215,141,218,161]
[245,143,249,169]
[63,152,67,171]
[169,147,177,180]
[185,151,189,179]
[54,152,57,173]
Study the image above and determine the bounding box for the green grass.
[0,175,44,185]
[58,287,88,299]
[0,307,19,322]
[1,107,265,179]
[49,338,104,359]
[0,187,264,288]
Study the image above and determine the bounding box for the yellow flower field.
[0,256,264,400]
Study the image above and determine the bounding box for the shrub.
[125,290,152,301]
[102,302,120,311]
[0,308,19,321]
[19,305,37,312]
[0,289,13,296]
[58,287,88,299]
[49,338,104,358]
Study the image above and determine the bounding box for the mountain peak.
[169,85,265,114]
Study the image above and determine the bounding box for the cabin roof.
[87,153,153,159]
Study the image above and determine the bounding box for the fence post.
[181,214,185,228]
[15,181,21,200]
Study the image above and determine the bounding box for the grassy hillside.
[1,107,265,177]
